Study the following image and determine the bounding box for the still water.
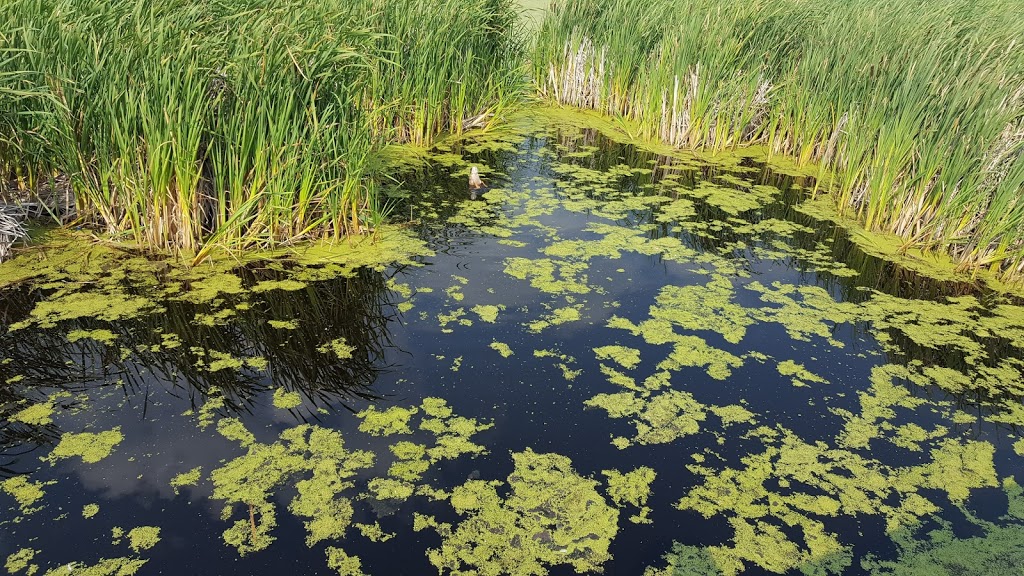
[1,111,1022,575]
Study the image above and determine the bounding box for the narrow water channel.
[1,111,1022,576]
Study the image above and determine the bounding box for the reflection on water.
[1,110,1022,576]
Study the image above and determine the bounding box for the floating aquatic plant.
[428,449,619,575]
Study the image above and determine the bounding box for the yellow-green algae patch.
[357,406,419,436]
[250,279,307,293]
[428,449,618,575]
[11,291,161,331]
[5,548,37,575]
[125,527,161,553]
[585,389,751,448]
[267,319,299,330]
[796,194,1021,292]
[527,305,582,332]
[1,476,53,515]
[603,467,656,524]
[209,420,375,554]
[41,557,147,576]
[325,547,365,576]
[354,522,394,543]
[66,329,118,345]
[470,304,501,323]
[594,345,642,370]
[489,341,514,358]
[10,401,56,427]
[45,428,124,464]
[533,348,583,381]
[170,467,202,495]
[777,360,829,387]
[82,503,99,519]
[272,388,303,410]
[676,407,999,576]
[318,338,356,360]
[503,257,591,295]
[859,478,1024,576]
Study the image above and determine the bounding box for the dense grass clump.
[0,0,521,259]
[534,0,1024,281]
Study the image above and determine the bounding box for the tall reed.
[533,0,1024,282]
[0,0,523,259]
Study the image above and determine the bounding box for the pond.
[1,110,1023,576]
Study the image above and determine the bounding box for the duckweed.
[325,547,365,576]
[489,341,514,358]
[603,467,656,524]
[125,527,161,553]
[272,388,303,410]
[82,503,99,519]
[428,449,618,575]
[45,428,124,464]
[357,406,418,436]
[4,548,37,575]
[1,477,51,515]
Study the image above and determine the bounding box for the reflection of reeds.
[0,263,398,476]
[534,0,1024,282]
[0,0,522,257]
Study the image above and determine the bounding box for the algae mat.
[1,111,1023,575]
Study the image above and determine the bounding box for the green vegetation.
[0,0,521,259]
[533,0,1024,282]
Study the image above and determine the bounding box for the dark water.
[1,114,1022,576]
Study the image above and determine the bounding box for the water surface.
[1,112,1022,576]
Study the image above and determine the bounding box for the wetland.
[2,110,1024,576]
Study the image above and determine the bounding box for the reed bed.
[0,0,522,259]
[533,0,1024,281]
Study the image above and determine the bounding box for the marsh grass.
[533,0,1024,281]
[0,0,522,260]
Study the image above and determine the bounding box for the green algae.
[82,503,99,519]
[10,401,56,427]
[318,338,356,360]
[428,449,619,575]
[354,522,394,543]
[46,428,124,464]
[41,558,147,576]
[586,389,751,448]
[603,467,656,524]
[594,345,642,370]
[267,319,299,330]
[676,419,999,576]
[489,341,515,358]
[777,360,829,387]
[864,524,1024,576]
[470,304,501,323]
[67,329,118,345]
[272,388,303,410]
[684,181,776,215]
[325,547,366,576]
[643,543,719,576]
[125,527,160,553]
[250,279,307,293]
[437,308,472,331]
[367,478,415,501]
[209,420,375,554]
[5,548,37,575]
[862,477,1024,576]
[1,477,51,515]
[357,406,418,436]
[533,349,582,381]
[503,257,591,295]
[527,305,582,332]
[796,194,1003,289]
